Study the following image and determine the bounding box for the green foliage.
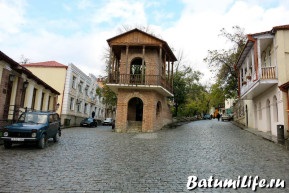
[95,81,117,108]
[209,82,225,108]
[173,65,209,117]
[204,25,246,99]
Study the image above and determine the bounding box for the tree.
[19,55,30,65]
[209,82,225,108]
[95,80,117,108]
[173,65,205,116]
[204,26,246,99]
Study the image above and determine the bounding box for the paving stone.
[0,121,289,192]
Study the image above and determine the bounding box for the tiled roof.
[0,51,60,95]
[23,61,67,68]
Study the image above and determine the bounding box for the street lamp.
[23,80,29,89]
[9,74,15,82]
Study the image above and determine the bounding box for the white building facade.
[235,25,289,138]
[61,64,105,126]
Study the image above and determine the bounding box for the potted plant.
[246,71,252,80]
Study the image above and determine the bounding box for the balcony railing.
[261,66,276,79]
[108,74,172,93]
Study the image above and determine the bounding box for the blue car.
[1,111,61,149]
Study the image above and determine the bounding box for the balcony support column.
[159,46,162,85]
[171,62,174,90]
[164,54,166,77]
[126,45,129,75]
[168,60,171,87]
[142,46,145,84]
[108,46,113,81]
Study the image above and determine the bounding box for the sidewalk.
[232,121,289,150]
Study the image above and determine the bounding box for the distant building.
[106,28,176,132]
[61,64,105,126]
[22,61,67,115]
[235,24,289,138]
[224,98,235,115]
[0,51,59,128]
[23,62,105,127]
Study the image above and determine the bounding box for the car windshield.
[18,113,48,124]
[105,118,112,121]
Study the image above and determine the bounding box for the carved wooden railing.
[108,74,172,93]
[261,66,276,79]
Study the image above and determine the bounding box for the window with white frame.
[72,76,77,89]
[79,81,83,93]
[70,97,75,110]
[84,103,88,114]
[77,100,82,112]
[85,85,89,96]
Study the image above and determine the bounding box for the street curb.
[232,121,289,150]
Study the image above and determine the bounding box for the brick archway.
[127,97,143,121]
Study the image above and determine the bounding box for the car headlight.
[3,132,8,137]
[31,132,37,138]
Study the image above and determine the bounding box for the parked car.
[102,118,114,126]
[221,114,233,121]
[203,114,212,120]
[80,118,97,127]
[1,111,61,149]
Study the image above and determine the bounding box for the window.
[85,86,89,96]
[84,103,88,114]
[49,115,53,123]
[48,96,51,110]
[79,81,83,92]
[20,88,26,108]
[70,97,75,110]
[72,76,77,89]
[77,100,82,112]
[40,93,45,111]
[31,88,37,110]
[53,114,59,122]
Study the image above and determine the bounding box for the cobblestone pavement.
[1,120,289,193]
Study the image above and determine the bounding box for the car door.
[48,114,58,138]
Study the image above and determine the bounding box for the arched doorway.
[130,58,145,84]
[127,97,143,131]
[266,99,271,133]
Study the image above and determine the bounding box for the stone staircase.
[127,121,142,133]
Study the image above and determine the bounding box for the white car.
[221,114,233,121]
[102,118,114,126]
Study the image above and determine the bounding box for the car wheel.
[95,123,97,127]
[4,141,12,149]
[38,134,47,149]
[53,132,59,143]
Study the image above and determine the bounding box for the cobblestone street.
[0,119,289,192]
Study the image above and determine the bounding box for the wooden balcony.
[261,66,276,79]
[107,74,173,97]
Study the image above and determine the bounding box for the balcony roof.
[236,24,289,69]
[0,51,60,95]
[236,40,254,68]
[107,28,177,62]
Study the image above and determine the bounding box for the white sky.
[0,0,288,85]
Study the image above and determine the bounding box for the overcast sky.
[1,0,288,84]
